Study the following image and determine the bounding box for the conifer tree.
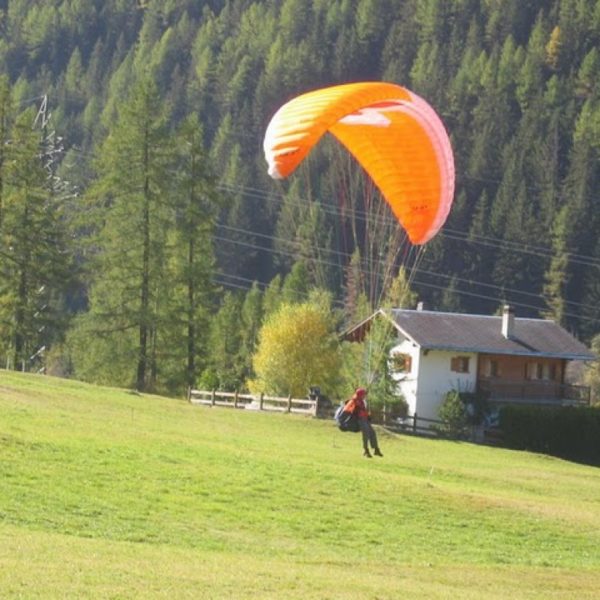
[262,273,283,319]
[0,106,74,371]
[343,248,369,324]
[560,126,600,332]
[74,75,174,391]
[0,75,11,232]
[281,260,310,305]
[160,113,221,391]
[542,204,570,325]
[204,291,244,391]
[238,281,264,386]
[381,267,418,309]
[3,0,600,351]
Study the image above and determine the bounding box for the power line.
[23,133,600,325]
[217,180,600,269]
[212,269,347,309]
[215,222,600,318]
[58,136,600,268]
[212,228,600,326]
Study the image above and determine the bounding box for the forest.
[0,0,599,396]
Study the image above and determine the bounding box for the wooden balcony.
[477,379,591,406]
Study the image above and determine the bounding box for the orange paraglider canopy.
[263,82,455,245]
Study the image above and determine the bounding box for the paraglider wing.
[263,82,455,245]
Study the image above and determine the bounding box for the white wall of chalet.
[391,338,478,421]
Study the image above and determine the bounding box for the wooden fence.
[189,391,447,434]
[187,390,488,441]
[188,388,318,416]
[379,412,444,436]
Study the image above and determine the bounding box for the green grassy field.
[1,371,600,598]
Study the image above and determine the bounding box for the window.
[525,362,544,380]
[390,352,412,373]
[543,363,557,381]
[483,358,499,377]
[451,356,470,373]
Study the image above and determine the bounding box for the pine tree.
[0,106,74,371]
[439,276,463,313]
[281,260,310,305]
[160,113,221,391]
[343,248,368,324]
[204,291,244,391]
[74,76,174,391]
[579,236,600,341]
[560,121,600,333]
[238,281,264,386]
[381,267,418,309]
[262,273,283,319]
[0,75,11,232]
[380,3,419,83]
[542,204,569,325]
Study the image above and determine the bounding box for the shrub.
[436,390,471,439]
[368,393,409,423]
[436,390,490,439]
[499,405,600,465]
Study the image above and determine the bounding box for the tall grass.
[1,370,600,598]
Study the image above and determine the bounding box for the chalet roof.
[345,308,596,361]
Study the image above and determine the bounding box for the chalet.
[343,305,597,423]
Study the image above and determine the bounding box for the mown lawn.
[1,370,600,598]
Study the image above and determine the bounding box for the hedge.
[499,404,600,466]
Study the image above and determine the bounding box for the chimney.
[502,305,515,339]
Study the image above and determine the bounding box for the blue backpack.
[334,403,360,432]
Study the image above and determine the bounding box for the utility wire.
[63,143,600,267]
[26,136,600,321]
[215,222,600,316]
[212,227,600,326]
[217,180,600,269]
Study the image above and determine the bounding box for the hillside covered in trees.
[0,0,599,395]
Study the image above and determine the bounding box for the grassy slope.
[1,371,600,599]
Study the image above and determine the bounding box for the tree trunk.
[137,161,151,391]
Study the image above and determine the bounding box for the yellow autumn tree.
[545,26,561,70]
[249,301,342,397]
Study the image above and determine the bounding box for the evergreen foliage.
[0,100,75,372]
[0,0,599,393]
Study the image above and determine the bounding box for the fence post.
[234,390,239,409]
[413,412,417,434]
[259,392,264,411]
[287,394,292,413]
[211,389,216,406]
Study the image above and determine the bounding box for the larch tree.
[0,76,11,232]
[0,105,74,371]
[542,204,570,325]
[73,75,174,391]
[237,281,264,385]
[161,113,221,391]
[204,291,244,391]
